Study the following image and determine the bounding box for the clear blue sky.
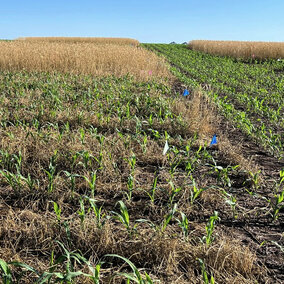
[1,0,284,43]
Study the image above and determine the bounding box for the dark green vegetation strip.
[143,44,284,158]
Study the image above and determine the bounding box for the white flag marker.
[163,140,169,155]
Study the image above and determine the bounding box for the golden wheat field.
[0,40,170,80]
[17,37,139,46]
[188,40,284,59]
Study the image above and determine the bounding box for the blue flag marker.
[210,134,217,147]
[183,89,189,96]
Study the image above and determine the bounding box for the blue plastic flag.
[183,89,189,96]
[210,134,217,147]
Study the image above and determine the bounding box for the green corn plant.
[127,175,134,201]
[81,151,93,169]
[44,153,57,193]
[161,203,177,233]
[261,188,284,221]
[38,241,102,283]
[149,129,160,140]
[168,181,182,205]
[146,174,158,203]
[13,151,22,174]
[82,171,97,198]
[203,211,220,247]
[141,133,148,154]
[116,129,131,149]
[63,171,80,198]
[168,155,181,177]
[53,201,61,223]
[148,113,153,127]
[245,170,261,190]
[85,197,106,229]
[125,153,136,200]
[95,133,105,147]
[77,197,86,229]
[71,152,80,170]
[176,211,189,241]
[274,169,284,193]
[221,190,238,219]
[133,115,142,135]
[0,170,22,193]
[19,173,39,191]
[0,259,39,284]
[105,254,155,284]
[75,150,93,169]
[271,190,284,220]
[185,158,197,176]
[280,169,284,186]
[198,259,215,284]
[111,201,133,235]
[94,150,104,170]
[208,158,239,188]
[0,259,12,284]
[189,177,205,205]
[79,128,85,144]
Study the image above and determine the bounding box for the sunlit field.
[0,39,283,283]
[188,40,284,60]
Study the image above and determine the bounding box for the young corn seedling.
[19,173,39,191]
[146,174,158,203]
[53,201,61,224]
[38,241,102,283]
[280,169,284,186]
[138,133,148,154]
[203,211,220,247]
[245,170,261,190]
[94,150,104,170]
[44,152,57,193]
[209,160,239,188]
[168,180,182,206]
[148,113,153,127]
[0,259,13,284]
[168,151,181,177]
[63,171,80,198]
[271,190,284,220]
[198,259,215,284]
[176,211,189,241]
[189,177,205,205]
[82,171,97,198]
[77,197,86,229]
[274,169,284,193]
[0,170,22,193]
[112,201,133,235]
[13,151,22,174]
[85,197,106,229]
[125,153,136,200]
[261,172,284,221]
[79,128,86,144]
[0,259,39,284]
[105,254,154,284]
[221,190,238,219]
[161,203,177,233]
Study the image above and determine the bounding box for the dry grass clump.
[188,40,284,60]
[172,89,217,141]
[0,41,170,80]
[17,37,140,46]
